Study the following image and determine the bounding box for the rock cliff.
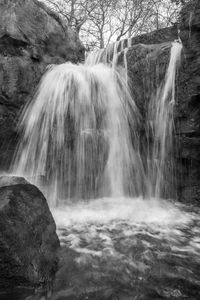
[0,0,84,171]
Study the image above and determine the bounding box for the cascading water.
[12,40,182,204]
[12,62,145,205]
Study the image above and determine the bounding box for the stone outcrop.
[0,175,60,289]
[125,26,178,48]
[0,0,84,171]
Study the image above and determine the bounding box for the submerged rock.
[0,176,60,289]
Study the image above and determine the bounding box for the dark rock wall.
[122,0,200,202]
[126,43,171,115]
[175,0,200,203]
[0,0,84,171]
[118,27,177,122]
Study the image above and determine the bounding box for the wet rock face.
[126,43,171,114]
[0,176,60,289]
[122,0,200,202]
[124,40,176,199]
[0,0,84,171]
[175,0,200,203]
[117,26,177,119]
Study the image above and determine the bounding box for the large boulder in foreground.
[0,0,84,171]
[0,176,60,289]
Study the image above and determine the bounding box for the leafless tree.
[41,0,186,50]
[81,0,118,49]
[41,0,98,35]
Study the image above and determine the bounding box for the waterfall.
[11,39,182,205]
[86,40,182,199]
[146,42,182,198]
[12,63,144,205]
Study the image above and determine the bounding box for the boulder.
[0,176,60,289]
[0,0,84,171]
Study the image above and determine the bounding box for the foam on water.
[53,197,200,270]
[53,197,189,228]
